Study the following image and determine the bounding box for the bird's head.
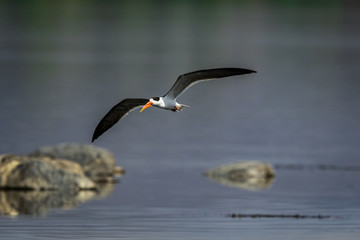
[140,97,162,112]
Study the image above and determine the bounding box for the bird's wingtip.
[238,68,256,74]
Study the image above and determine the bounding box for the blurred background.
[0,0,359,164]
[0,0,360,239]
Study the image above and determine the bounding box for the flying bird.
[92,67,256,142]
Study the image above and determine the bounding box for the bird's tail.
[180,104,190,109]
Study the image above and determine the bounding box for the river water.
[0,1,360,239]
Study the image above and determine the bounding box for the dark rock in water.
[29,143,116,182]
[0,153,116,216]
[0,144,119,216]
[206,161,275,190]
[0,154,95,191]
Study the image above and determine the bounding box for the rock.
[29,143,116,182]
[205,161,275,190]
[0,154,95,191]
[113,166,125,176]
[0,143,119,216]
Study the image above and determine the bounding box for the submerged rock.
[29,143,116,182]
[206,161,275,190]
[0,154,95,191]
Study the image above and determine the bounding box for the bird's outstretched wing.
[92,98,148,142]
[163,68,256,100]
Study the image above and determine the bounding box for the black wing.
[164,68,256,100]
[92,98,148,142]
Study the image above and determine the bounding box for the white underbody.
[150,97,188,111]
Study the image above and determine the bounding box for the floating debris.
[227,213,334,219]
[274,163,360,172]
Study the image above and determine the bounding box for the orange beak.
[140,101,153,112]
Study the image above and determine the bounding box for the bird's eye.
[152,97,160,101]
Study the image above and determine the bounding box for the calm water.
[1,1,360,239]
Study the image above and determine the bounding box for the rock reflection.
[0,183,115,217]
[206,161,275,190]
